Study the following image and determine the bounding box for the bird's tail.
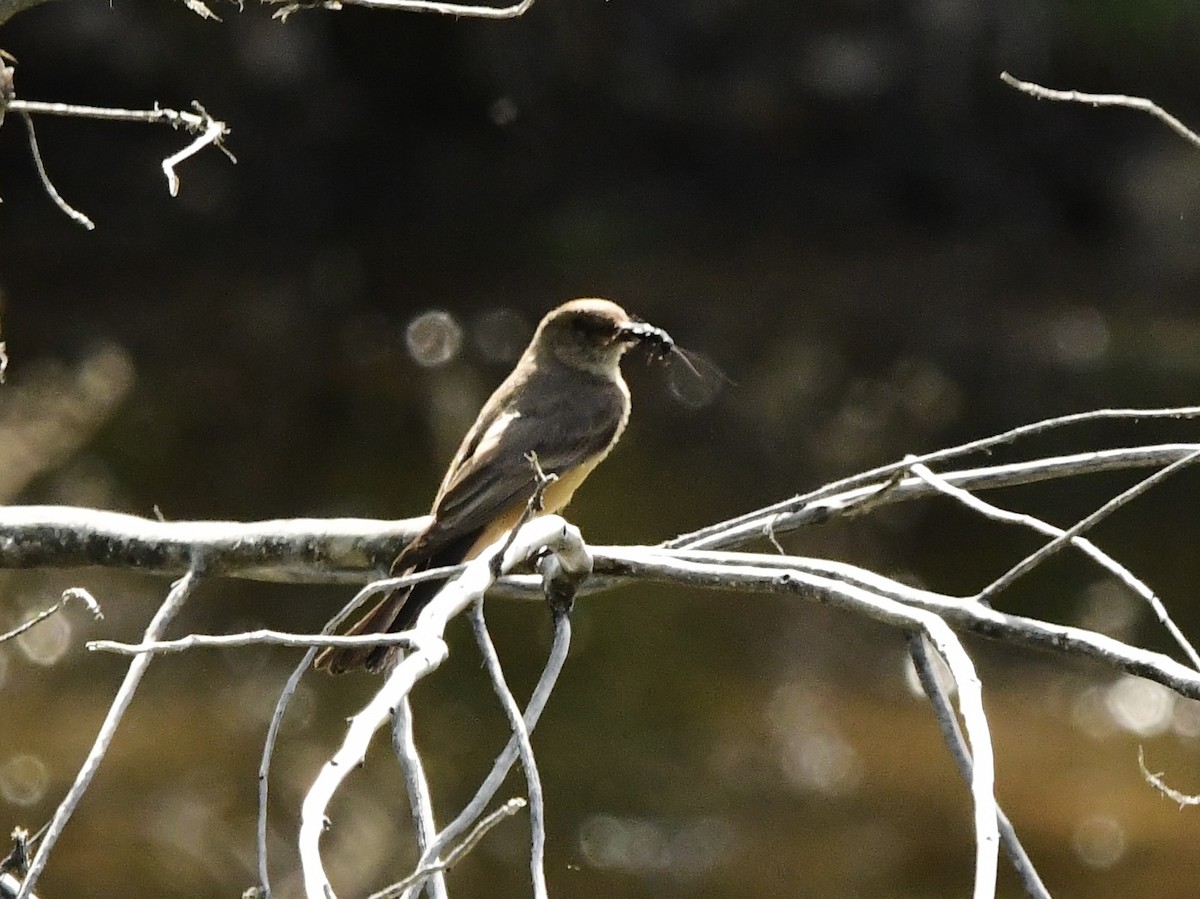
[312,581,414,674]
[314,530,479,674]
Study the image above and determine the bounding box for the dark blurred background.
[3,0,1200,896]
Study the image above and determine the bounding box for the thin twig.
[17,111,93,229]
[13,567,202,899]
[470,600,548,899]
[490,451,557,578]
[909,635,1051,899]
[256,571,430,897]
[300,516,581,898]
[1000,72,1200,150]
[7,97,233,209]
[391,699,448,899]
[1137,746,1200,808]
[908,462,1200,670]
[977,449,1200,603]
[368,799,527,899]
[89,628,419,656]
[668,406,1200,549]
[0,587,101,644]
[400,612,572,899]
[161,103,228,196]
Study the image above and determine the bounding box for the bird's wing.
[400,372,628,565]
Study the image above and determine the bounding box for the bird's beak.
[617,319,675,358]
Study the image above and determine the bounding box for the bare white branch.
[976,449,1200,605]
[0,505,429,581]
[907,462,1200,670]
[470,600,547,899]
[5,444,1199,581]
[4,97,233,218]
[671,442,1200,551]
[16,111,94,229]
[342,0,533,15]
[1001,72,1200,150]
[88,628,420,656]
[913,616,997,898]
[299,515,585,899]
[13,568,202,899]
[670,404,1200,549]
[390,699,448,899]
[909,636,1051,898]
[272,0,533,20]
[606,547,1200,700]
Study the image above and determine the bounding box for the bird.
[315,298,674,674]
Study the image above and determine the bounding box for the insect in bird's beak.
[617,320,675,361]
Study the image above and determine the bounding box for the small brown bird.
[316,298,673,674]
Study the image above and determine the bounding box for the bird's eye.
[572,315,617,340]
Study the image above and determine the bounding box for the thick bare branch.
[0,505,427,581]
[4,444,1198,579]
[602,547,1200,699]
[271,0,533,19]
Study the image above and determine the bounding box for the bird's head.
[533,298,674,374]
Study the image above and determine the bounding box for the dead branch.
[1001,72,1200,150]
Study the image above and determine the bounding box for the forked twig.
[909,635,1050,898]
[908,461,1200,670]
[976,450,1200,604]
[13,567,202,899]
[470,600,548,899]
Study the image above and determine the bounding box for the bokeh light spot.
[406,310,463,368]
[1105,676,1174,737]
[0,753,48,807]
[17,612,72,666]
[767,683,860,796]
[578,814,736,880]
[473,308,531,363]
[1048,306,1110,369]
[1072,814,1126,869]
